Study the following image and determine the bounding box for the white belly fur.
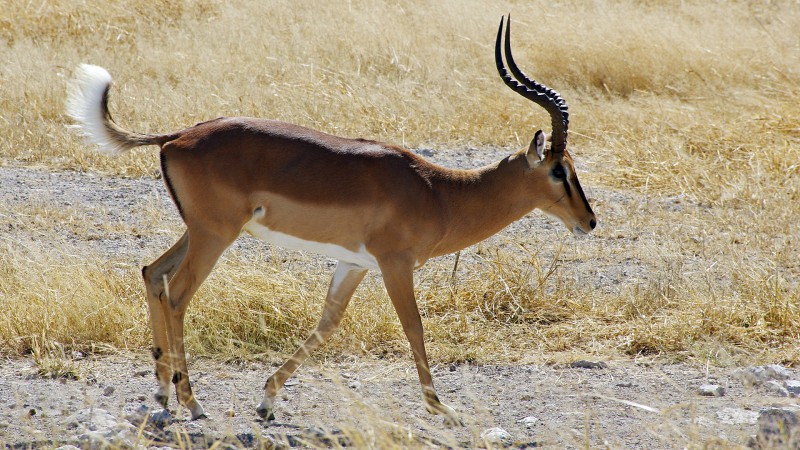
[243,219,380,270]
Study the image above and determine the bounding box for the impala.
[66,15,596,425]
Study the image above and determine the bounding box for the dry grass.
[1,0,799,395]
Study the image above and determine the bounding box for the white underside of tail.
[65,64,125,154]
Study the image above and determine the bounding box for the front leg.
[378,254,463,426]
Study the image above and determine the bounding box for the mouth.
[571,217,597,236]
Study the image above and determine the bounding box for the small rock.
[102,386,115,396]
[70,407,136,449]
[304,426,329,439]
[148,408,173,429]
[517,416,539,427]
[616,381,634,388]
[755,408,800,449]
[735,365,792,388]
[347,380,362,390]
[225,408,236,417]
[764,364,793,380]
[785,380,800,396]
[764,380,789,397]
[184,421,202,432]
[77,428,134,449]
[697,384,725,397]
[55,446,82,450]
[124,404,150,426]
[68,408,118,431]
[481,427,513,446]
[734,367,763,387]
[569,360,608,369]
[716,407,759,425]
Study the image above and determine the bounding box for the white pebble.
[697,384,725,397]
[517,416,539,427]
[481,427,513,446]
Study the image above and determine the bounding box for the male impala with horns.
[66,15,596,425]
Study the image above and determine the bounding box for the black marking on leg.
[428,392,441,404]
[172,372,183,384]
[151,347,163,361]
[154,391,169,408]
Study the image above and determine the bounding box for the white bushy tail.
[66,64,161,154]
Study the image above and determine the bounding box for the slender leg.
[162,229,233,419]
[378,254,462,426]
[141,231,189,409]
[257,261,367,420]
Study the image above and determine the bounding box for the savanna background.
[1,0,799,447]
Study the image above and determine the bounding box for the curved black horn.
[495,15,569,153]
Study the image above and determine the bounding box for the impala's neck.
[430,152,543,257]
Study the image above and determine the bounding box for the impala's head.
[496,15,597,235]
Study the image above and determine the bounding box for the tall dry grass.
[1,0,799,372]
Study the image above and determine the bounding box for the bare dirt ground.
[1,149,796,448]
[2,353,798,448]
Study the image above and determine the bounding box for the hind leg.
[161,228,233,419]
[142,231,189,409]
[257,261,367,420]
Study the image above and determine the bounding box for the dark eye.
[551,165,566,180]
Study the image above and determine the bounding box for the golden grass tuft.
[0,238,148,355]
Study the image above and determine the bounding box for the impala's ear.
[526,130,546,165]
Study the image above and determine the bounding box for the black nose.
[589,218,597,230]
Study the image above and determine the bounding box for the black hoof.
[256,406,275,421]
[447,416,465,427]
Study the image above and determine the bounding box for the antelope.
[66,15,596,426]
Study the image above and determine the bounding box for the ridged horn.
[495,15,569,154]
